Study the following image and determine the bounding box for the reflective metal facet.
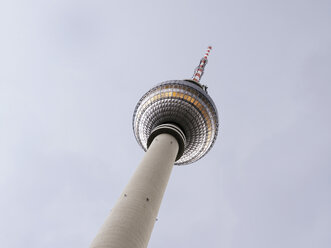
[133,80,219,165]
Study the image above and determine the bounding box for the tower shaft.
[90,133,179,248]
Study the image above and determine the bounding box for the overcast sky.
[0,0,330,247]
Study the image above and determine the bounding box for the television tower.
[90,46,219,248]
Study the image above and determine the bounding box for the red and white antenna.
[192,46,212,83]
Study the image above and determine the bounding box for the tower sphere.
[133,79,219,165]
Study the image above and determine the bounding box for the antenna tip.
[204,46,212,59]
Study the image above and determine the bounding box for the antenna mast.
[192,46,212,83]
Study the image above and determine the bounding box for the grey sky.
[0,0,330,247]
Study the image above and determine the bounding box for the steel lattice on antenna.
[192,46,212,83]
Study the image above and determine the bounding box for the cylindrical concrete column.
[90,133,179,248]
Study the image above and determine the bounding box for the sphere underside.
[133,80,219,165]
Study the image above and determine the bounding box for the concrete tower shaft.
[90,133,180,248]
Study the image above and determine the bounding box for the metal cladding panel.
[133,80,219,165]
